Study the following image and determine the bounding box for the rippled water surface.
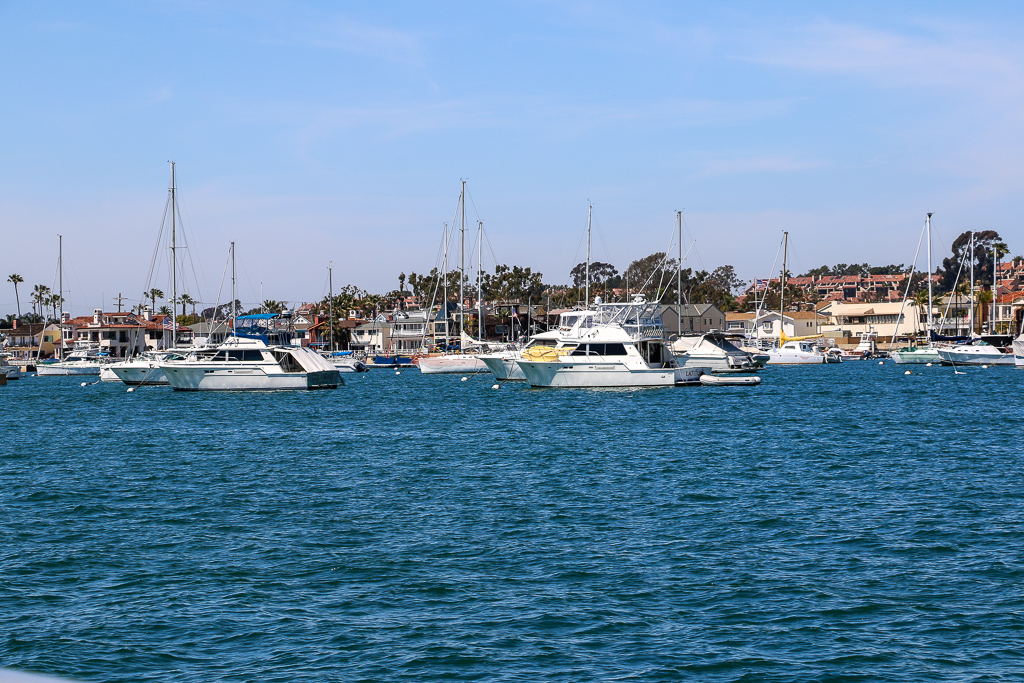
[3,364,1024,681]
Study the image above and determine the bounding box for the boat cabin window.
[569,343,628,356]
[561,315,578,329]
[220,349,265,361]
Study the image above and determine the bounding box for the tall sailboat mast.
[677,210,682,336]
[780,231,789,341]
[170,161,178,345]
[230,241,236,338]
[442,223,448,347]
[460,180,465,337]
[585,204,592,306]
[58,234,63,359]
[477,220,483,340]
[926,213,934,337]
[969,231,975,333]
[328,262,334,353]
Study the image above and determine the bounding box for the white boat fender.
[80,382,88,387]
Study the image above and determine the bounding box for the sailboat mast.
[170,161,178,345]
[477,220,483,340]
[442,223,448,347]
[585,204,592,306]
[58,234,63,359]
[230,241,236,338]
[926,213,934,336]
[329,262,334,353]
[780,231,788,342]
[460,180,465,338]
[969,231,975,333]
[677,210,682,336]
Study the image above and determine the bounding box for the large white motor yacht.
[160,314,342,391]
[515,298,704,388]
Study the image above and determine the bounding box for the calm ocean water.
[2,364,1024,682]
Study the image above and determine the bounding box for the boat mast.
[442,222,448,348]
[677,210,682,336]
[58,234,63,359]
[328,261,334,353]
[992,242,998,333]
[926,213,934,338]
[230,241,236,338]
[969,231,975,334]
[460,180,465,339]
[477,220,483,340]
[780,231,788,342]
[170,161,178,346]
[585,204,592,307]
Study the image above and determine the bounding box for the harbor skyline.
[3,2,1024,316]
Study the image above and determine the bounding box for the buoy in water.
[127,387,135,393]
[80,382,88,387]
[878,361,884,365]
[491,384,499,389]
[982,365,989,369]
[926,362,933,367]
[395,371,401,375]
[461,377,468,382]
[904,370,912,375]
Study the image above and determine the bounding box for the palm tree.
[32,284,51,320]
[178,293,195,318]
[145,288,164,313]
[261,299,284,314]
[48,293,64,322]
[7,274,23,318]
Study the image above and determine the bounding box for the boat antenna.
[585,203,592,307]
[169,161,178,346]
[677,210,682,336]
[328,261,334,353]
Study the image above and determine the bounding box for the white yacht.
[890,345,942,364]
[671,331,760,373]
[108,350,192,386]
[0,352,21,380]
[766,339,835,365]
[479,313,593,381]
[160,314,342,391]
[515,298,704,388]
[1013,334,1024,369]
[418,354,490,374]
[937,340,1014,366]
[37,343,117,376]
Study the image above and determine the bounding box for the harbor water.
[3,363,1023,681]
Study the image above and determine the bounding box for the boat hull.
[418,355,489,374]
[479,354,526,380]
[1,365,21,379]
[110,364,170,385]
[937,348,1014,366]
[162,365,341,390]
[37,363,106,376]
[765,351,828,365]
[518,360,704,387]
[891,349,941,364]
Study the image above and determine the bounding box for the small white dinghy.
[700,374,761,387]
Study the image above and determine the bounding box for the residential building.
[657,304,726,336]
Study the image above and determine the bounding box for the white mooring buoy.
[127,387,135,393]
[461,377,468,382]
[982,365,989,369]
[904,370,912,375]
[926,362,933,367]
[878,361,884,365]
[80,382,88,387]
[491,384,500,390]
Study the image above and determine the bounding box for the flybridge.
[233,313,294,346]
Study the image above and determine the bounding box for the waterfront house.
[657,304,726,336]
[724,310,822,339]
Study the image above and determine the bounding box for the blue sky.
[2,1,1023,314]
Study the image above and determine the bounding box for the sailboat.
[891,214,942,364]
[160,243,342,391]
[419,181,493,375]
[765,232,834,364]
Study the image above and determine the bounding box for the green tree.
[937,231,1006,293]
[179,293,197,317]
[145,288,164,313]
[7,274,23,318]
[261,299,284,314]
